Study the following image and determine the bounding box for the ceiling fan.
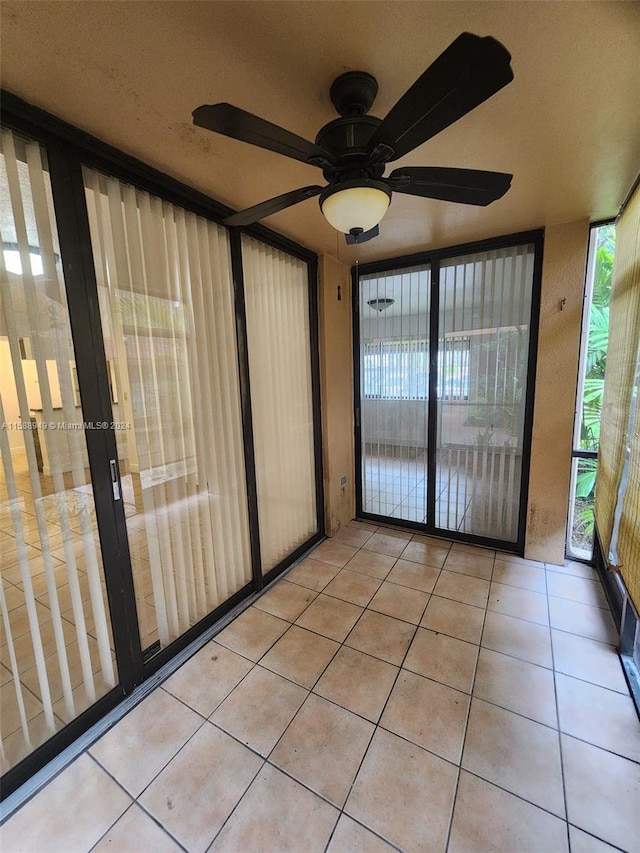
[192,32,514,244]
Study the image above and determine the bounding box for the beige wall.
[525,219,590,564]
[318,254,355,535]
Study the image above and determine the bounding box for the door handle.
[109,459,121,501]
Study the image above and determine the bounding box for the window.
[362,337,470,400]
[567,223,614,559]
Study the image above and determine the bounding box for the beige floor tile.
[331,526,375,548]
[555,673,640,762]
[252,579,317,622]
[386,558,440,593]
[434,570,490,608]
[214,606,289,661]
[20,636,106,704]
[0,601,52,644]
[311,540,359,568]
[379,526,413,540]
[345,609,415,665]
[345,549,396,580]
[0,753,131,852]
[551,630,628,693]
[548,597,617,644]
[93,804,182,852]
[286,558,340,591]
[462,698,565,817]
[547,560,599,580]
[327,815,397,852]
[450,541,495,559]
[210,665,306,756]
[547,572,608,608]
[140,722,262,852]
[0,680,45,735]
[449,771,569,853]
[404,627,478,693]
[314,646,398,723]
[362,532,408,558]
[482,610,553,668]
[90,688,203,797]
[345,727,458,853]
[492,559,547,593]
[443,549,494,581]
[497,553,545,569]
[368,581,429,625]
[488,581,549,626]
[323,568,382,606]
[569,824,623,852]
[420,594,485,645]
[260,625,338,688]
[381,670,469,763]
[162,641,252,717]
[270,693,374,807]
[562,734,640,852]
[400,540,450,568]
[295,594,363,642]
[210,763,338,852]
[474,647,557,727]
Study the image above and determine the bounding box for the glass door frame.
[352,230,544,554]
[1,90,324,798]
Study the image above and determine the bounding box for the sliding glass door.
[1,110,322,794]
[356,239,539,549]
[83,169,253,656]
[359,265,431,522]
[1,131,117,772]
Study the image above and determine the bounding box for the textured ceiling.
[1,1,639,263]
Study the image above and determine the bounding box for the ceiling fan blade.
[193,104,335,167]
[388,167,512,206]
[224,185,324,227]
[345,225,379,245]
[368,33,513,162]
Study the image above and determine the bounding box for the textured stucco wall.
[525,219,590,564]
[318,254,355,535]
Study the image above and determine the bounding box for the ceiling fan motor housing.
[329,71,379,116]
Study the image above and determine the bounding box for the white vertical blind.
[359,267,430,522]
[241,236,317,572]
[1,130,116,773]
[84,169,252,650]
[437,244,535,541]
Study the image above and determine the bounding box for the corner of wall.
[317,253,355,536]
[525,219,590,565]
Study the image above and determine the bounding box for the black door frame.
[0,90,324,798]
[352,229,544,554]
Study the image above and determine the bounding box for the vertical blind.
[596,182,640,610]
[84,169,252,650]
[0,131,116,772]
[437,245,534,541]
[359,266,431,522]
[241,236,317,572]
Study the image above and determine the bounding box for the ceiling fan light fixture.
[319,180,391,234]
[367,297,395,312]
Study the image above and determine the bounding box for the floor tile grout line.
[565,822,629,853]
[443,551,496,853]
[202,750,267,852]
[545,564,572,850]
[331,551,429,849]
[88,701,211,804]
[86,796,189,853]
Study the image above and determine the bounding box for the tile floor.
[362,449,521,541]
[2,521,639,852]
